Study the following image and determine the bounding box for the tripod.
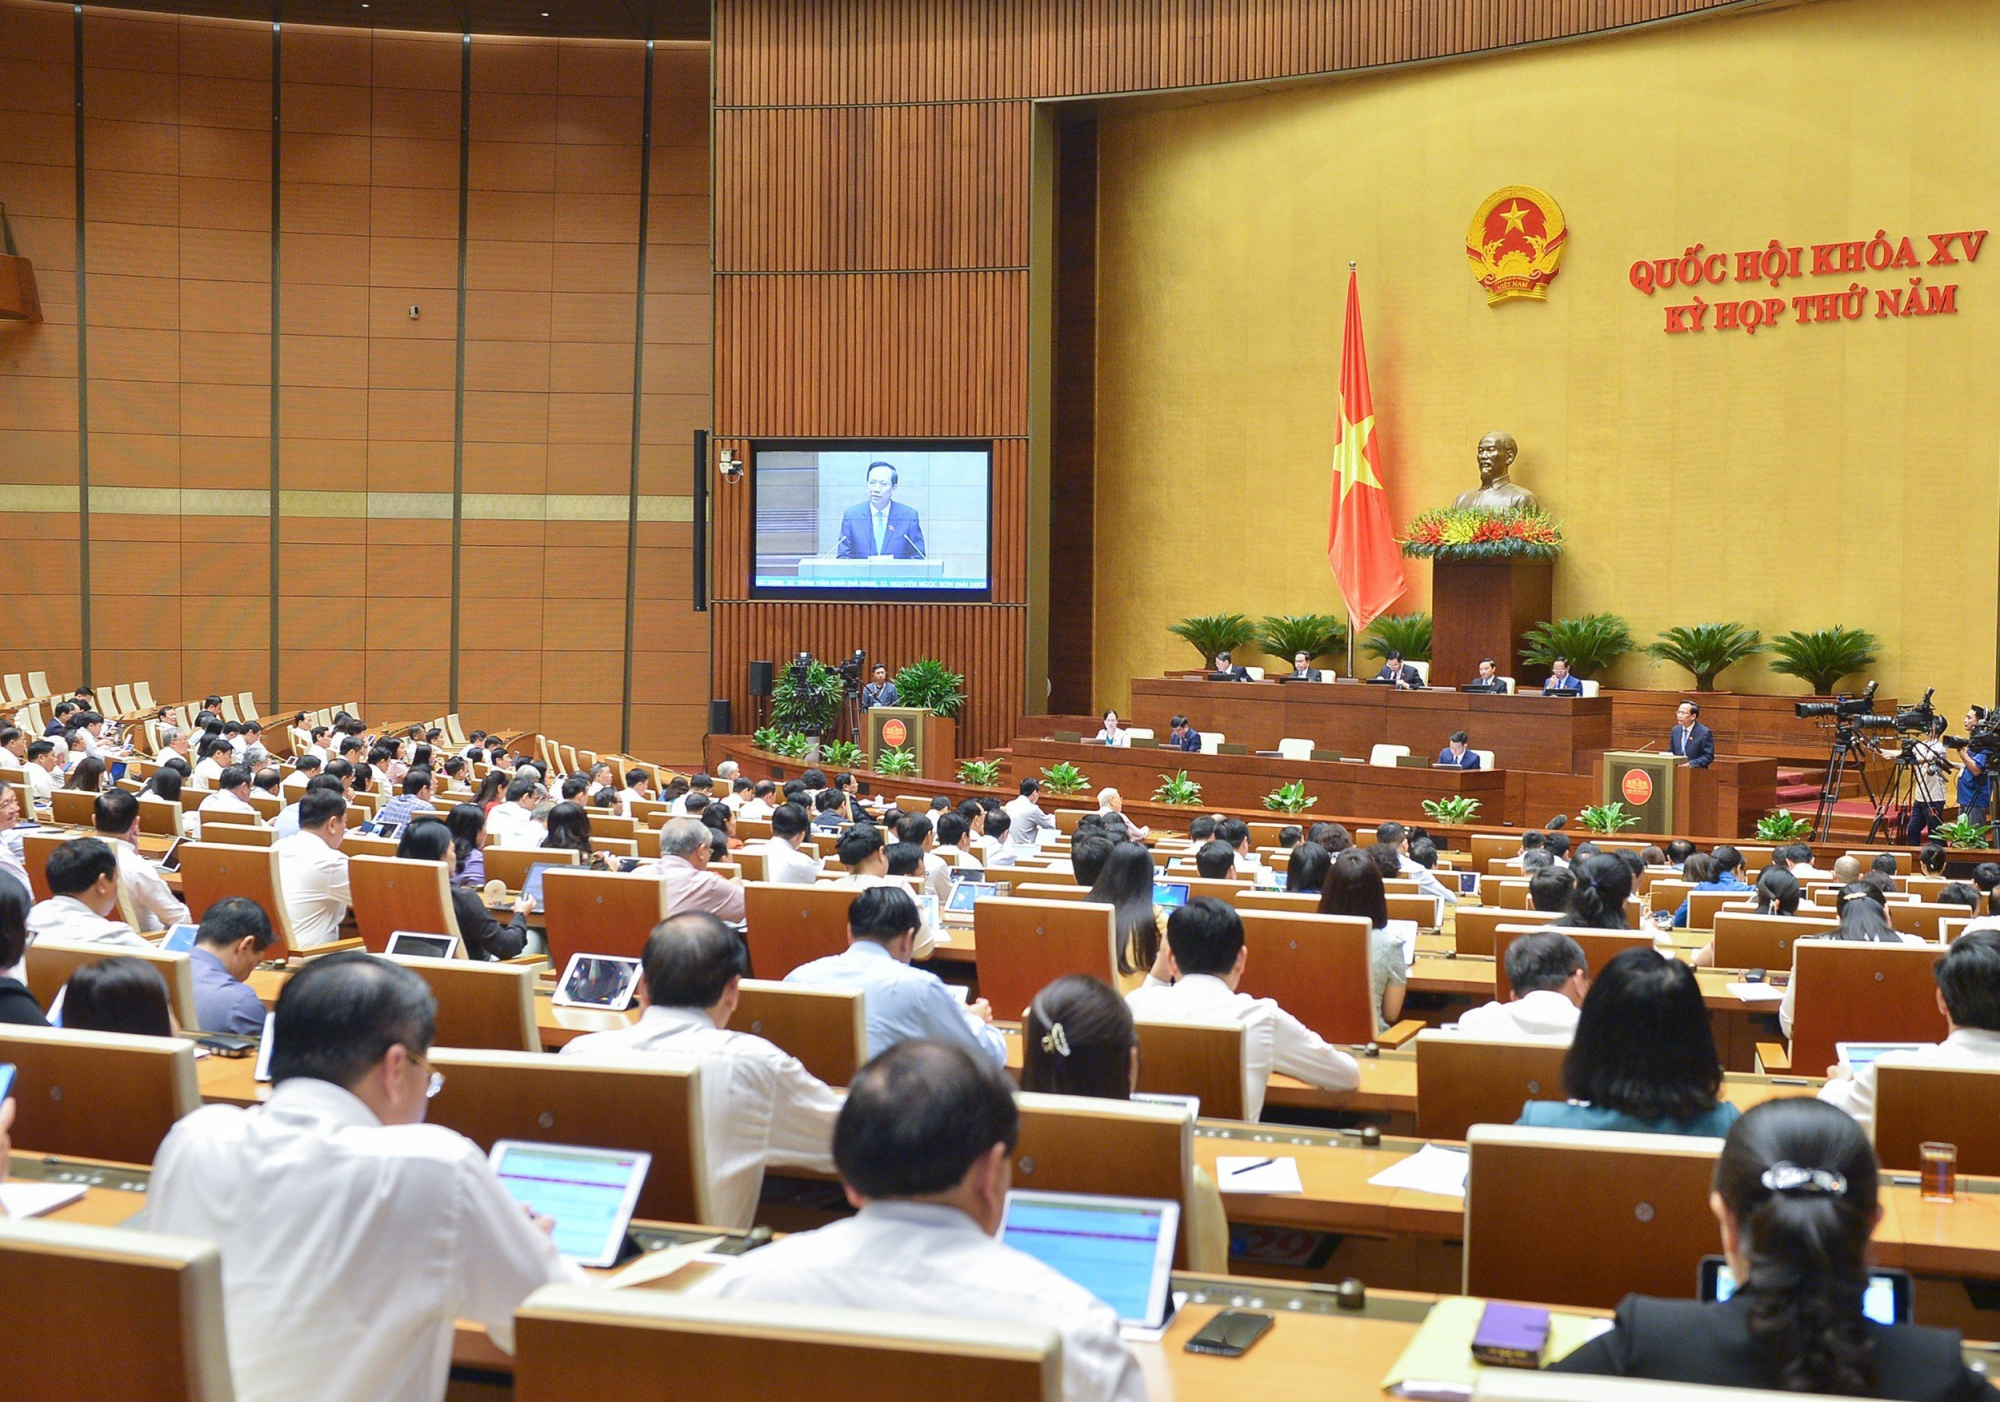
[1868,737,1951,844]
[1810,724,1884,843]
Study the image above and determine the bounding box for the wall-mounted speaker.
[748,660,774,696]
[708,699,732,734]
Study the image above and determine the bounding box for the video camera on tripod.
[1942,705,2000,766]
[1794,680,1891,731]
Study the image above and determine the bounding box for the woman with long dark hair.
[1087,840,1164,989]
[1553,1097,1999,1398]
[443,802,488,887]
[65,755,105,793]
[1284,841,1331,895]
[1553,853,1633,929]
[1518,946,1737,1137]
[1317,847,1409,1030]
[541,802,611,871]
[396,819,529,960]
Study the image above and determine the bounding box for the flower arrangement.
[1401,505,1564,561]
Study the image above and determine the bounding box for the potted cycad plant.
[1646,622,1763,692]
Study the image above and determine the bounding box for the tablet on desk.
[946,881,1000,913]
[489,1140,652,1268]
[521,861,567,907]
[1702,1255,1908,1324]
[385,931,462,960]
[1835,1040,1932,1070]
[158,838,185,873]
[253,1011,276,1082]
[552,952,644,1010]
[158,923,199,954]
[1151,880,1190,909]
[1000,1190,1180,1329]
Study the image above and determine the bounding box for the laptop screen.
[489,1141,652,1268]
[1000,1191,1179,1326]
[1835,1041,1932,1069]
[1152,881,1190,909]
[947,881,999,912]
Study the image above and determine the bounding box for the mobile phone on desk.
[1183,1310,1273,1357]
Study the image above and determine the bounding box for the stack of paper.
[1366,1144,1470,1197]
[1727,982,1786,1004]
[1213,1155,1304,1194]
[0,1182,87,1219]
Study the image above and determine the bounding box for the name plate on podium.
[1601,750,1677,834]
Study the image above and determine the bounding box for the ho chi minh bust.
[1452,432,1540,513]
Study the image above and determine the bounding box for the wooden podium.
[864,707,957,781]
[1429,558,1553,688]
[1599,749,1677,834]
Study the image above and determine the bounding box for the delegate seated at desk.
[1461,656,1507,693]
[1166,715,1203,752]
[1209,650,1250,682]
[1368,650,1425,688]
[1542,657,1585,696]
[834,461,925,559]
[1436,730,1481,769]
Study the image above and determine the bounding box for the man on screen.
[836,461,927,560]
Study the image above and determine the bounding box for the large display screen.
[750,440,992,600]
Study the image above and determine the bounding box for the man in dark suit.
[1287,650,1318,681]
[860,664,898,709]
[835,460,926,559]
[1436,730,1480,769]
[1670,701,1713,769]
[1167,714,1203,751]
[1541,657,1585,696]
[1368,651,1424,689]
[1461,657,1507,693]
[1209,651,1251,682]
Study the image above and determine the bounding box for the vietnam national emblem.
[1466,187,1567,304]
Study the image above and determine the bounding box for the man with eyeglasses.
[149,953,579,1402]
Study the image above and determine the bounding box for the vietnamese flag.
[1327,268,1407,630]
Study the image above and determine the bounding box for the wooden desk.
[1008,738,1508,824]
[5,1151,152,1228]
[1128,677,1613,776]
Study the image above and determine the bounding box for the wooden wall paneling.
[1045,116,1094,715]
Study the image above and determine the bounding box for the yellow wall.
[1093,0,2000,723]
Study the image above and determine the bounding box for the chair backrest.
[973,898,1118,1022]
[1647,878,1692,914]
[348,856,460,954]
[1872,1061,2000,1174]
[743,881,861,981]
[388,955,537,1052]
[1369,744,1410,767]
[1789,939,1949,1075]
[1234,909,1377,1044]
[23,941,202,1032]
[1196,731,1222,754]
[1010,882,1091,902]
[110,684,136,716]
[1889,902,1961,943]
[1465,1123,1723,1308]
[337,833,396,859]
[177,844,294,958]
[1453,905,1559,958]
[1132,1018,1246,1120]
[1709,911,1839,970]
[0,1025,200,1165]
[1414,1030,1570,1140]
[1473,749,1496,769]
[20,829,66,902]
[487,844,577,892]
[203,823,274,848]
[724,979,868,1086]
[137,796,183,839]
[0,1217,236,1402]
[542,870,665,969]
[1493,878,1530,910]
[511,1287,1060,1402]
[1684,888,1745,931]
[1386,891,1439,928]
[426,1048,709,1224]
[49,790,97,827]
[1493,928,1652,1002]
[1012,1091,1196,1267]
[1578,679,1601,698]
[1276,738,1314,761]
[1227,888,1320,914]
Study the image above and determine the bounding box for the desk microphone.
[1631,739,1659,753]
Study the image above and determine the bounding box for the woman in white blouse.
[1094,710,1131,747]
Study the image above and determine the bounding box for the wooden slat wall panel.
[713,103,1029,272]
[712,600,1025,756]
[714,0,1751,105]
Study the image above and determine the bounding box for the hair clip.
[1040,1022,1071,1057]
[1761,1162,1847,1195]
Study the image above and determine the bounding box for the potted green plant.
[1646,622,1763,692]
[1519,613,1636,680]
[1167,614,1258,668]
[1039,761,1090,797]
[874,747,919,778]
[1256,614,1347,667]
[1361,612,1433,663]
[1421,795,1481,825]
[891,658,966,718]
[1932,816,1992,850]
[1577,801,1643,833]
[770,659,846,737]
[1755,809,1815,842]
[1768,626,1881,696]
[752,725,787,754]
[1153,771,1203,805]
[1262,780,1316,814]
[957,758,1001,787]
[819,739,863,768]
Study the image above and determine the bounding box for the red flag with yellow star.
[1327,268,1407,630]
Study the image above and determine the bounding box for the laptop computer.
[521,861,567,906]
[489,1141,652,1268]
[1000,1190,1180,1330]
[1151,880,1190,909]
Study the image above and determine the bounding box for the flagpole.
[1345,259,1358,680]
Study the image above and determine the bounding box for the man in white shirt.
[1212,817,1264,878]
[934,810,982,871]
[24,836,151,949]
[896,810,956,905]
[670,773,713,817]
[1780,842,1832,881]
[1819,929,2000,1138]
[1454,929,1589,1040]
[149,953,580,1402]
[154,725,192,768]
[1374,820,1455,906]
[484,776,543,849]
[192,735,232,788]
[722,776,753,814]
[93,788,189,933]
[0,780,32,898]
[1002,778,1056,848]
[22,739,60,806]
[737,780,777,822]
[1094,787,1149,843]
[562,912,841,1228]
[763,802,823,885]
[195,765,265,838]
[273,790,353,948]
[618,767,657,816]
[693,1039,1145,1402]
[1125,897,1360,1120]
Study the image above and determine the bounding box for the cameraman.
[1906,715,1952,845]
[1958,706,1992,831]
